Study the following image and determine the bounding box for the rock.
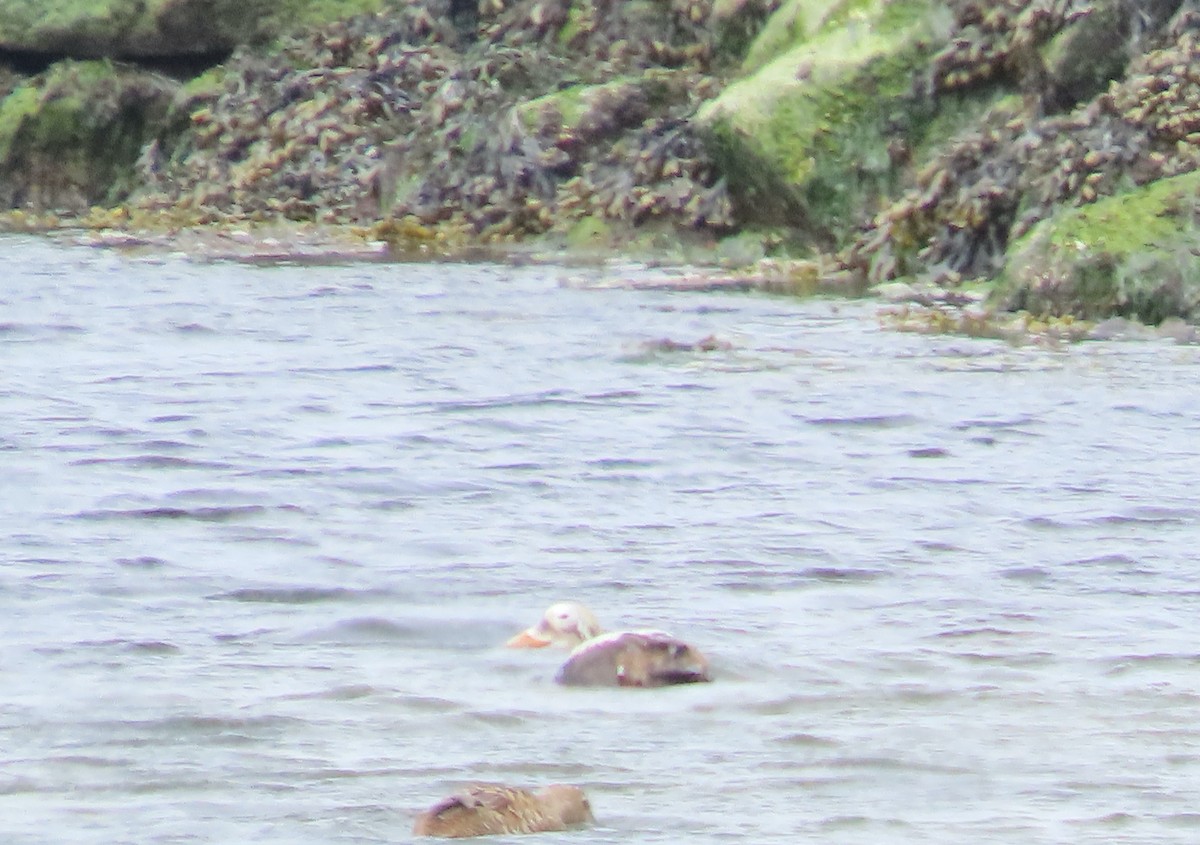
[996,170,1200,324]
[0,60,176,211]
[515,75,669,145]
[875,281,918,302]
[711,0,784,67]
[1041,0,1182,110]
[735,0,825,75]
[843,4,1200,289]
[0,0,390,60]
[1087,316,1154,341]
[694,0,940,245]
[1156,316,1200,343]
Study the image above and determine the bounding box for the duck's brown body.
[413,783,593,838]
[507,602,712,688]
[557,631,711,687]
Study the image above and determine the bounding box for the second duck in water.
[506,601,711,687]
[413,783,594,838]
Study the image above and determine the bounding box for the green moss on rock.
[1041,0,1183,109]
[996,171,1200,324]
[0,59,176,211]
[711,0,781,65]
[564,213,613,248]
[0,0,142,46]
[0,0,389,57]
[517,72,677,136]
[519,84,597,133]
[262,0,390,35]
[738,0,823,74]
[738,0,924,73]
[0,82,39,161]
[697,0,939,247]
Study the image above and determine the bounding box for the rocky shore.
[2,0,1200,329]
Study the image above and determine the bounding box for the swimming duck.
[413,783,594,838]
[506,601,711,687]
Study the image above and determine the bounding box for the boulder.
[695,0,940,246]
[515,73,681,142]
[710,0,784,66]
[0,0,390,60]
[0,60,176,210]
[996,170,1200,324]
[1042,0,1184,110]
[735,0,830,75]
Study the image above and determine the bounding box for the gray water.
[3,233,1200,845]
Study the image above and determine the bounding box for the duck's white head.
[506,602,604,649]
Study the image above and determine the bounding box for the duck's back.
[413,784,590,838]
[556,631,711,687]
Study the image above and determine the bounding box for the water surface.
[3,234,1200,844]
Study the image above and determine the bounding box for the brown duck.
[412,783,594,838]
[506,601,711,687]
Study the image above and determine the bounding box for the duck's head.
[506,602,603,649]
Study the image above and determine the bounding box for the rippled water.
[4,233,1200,844]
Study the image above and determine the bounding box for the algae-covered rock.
[736,0,832,75]
[0,60,176,211]
[695,0,940,246]
[844,3,1199,287]
[1041,0,1181,109]
[0,0,390,59]
[515,74,677,143]
[134,0,738,236]
[996,170,1200,324]
[711,0,784,66]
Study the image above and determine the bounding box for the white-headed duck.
[507,601,711,687]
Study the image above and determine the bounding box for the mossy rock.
[0,0,390,58]
[0,59,177,210]
[564,213,614,249]
[996,171,1200,324]
[516,72,679,140]
[695,0,940,247]
[710,0,786,66]
[1038,0,1180,110]
[737,0,838,75]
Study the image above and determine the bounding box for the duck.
[506,601,711,687]
[413,783,594,838]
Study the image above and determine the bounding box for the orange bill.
[506,629,551,648]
